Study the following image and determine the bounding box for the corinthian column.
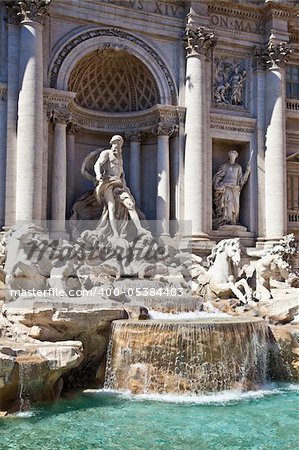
[153,123,175,235]
[183,13,215,238]
[256,42,291,240]
[11,0,51,222]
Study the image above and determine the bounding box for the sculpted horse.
[205,238,252,304]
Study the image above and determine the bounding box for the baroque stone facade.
[0,0,299,247]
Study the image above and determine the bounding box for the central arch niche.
[68,48,160,113]
[65,47,163,221]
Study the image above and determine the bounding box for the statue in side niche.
[213,150,251,228]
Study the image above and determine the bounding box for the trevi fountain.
[0,135,298,449]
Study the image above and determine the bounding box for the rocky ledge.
[0,339,83,413]
[0,296,148,413]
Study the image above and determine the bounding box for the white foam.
[84,384,296,405]
[148,309,230,320]
[14,410,36,418]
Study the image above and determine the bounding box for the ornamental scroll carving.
[214,57,247,106]
[5,0,51,24]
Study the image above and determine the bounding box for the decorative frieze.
[68,101,184,133]
[5,0,51,24]
[254,41,293,70]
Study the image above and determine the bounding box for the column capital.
[50,109,70,125]
[152,122,178,137]
[125,131,147,143]
[5,0,51,25]
[183,10,215,59]
[67,122,80,135]
[254,41,292,70]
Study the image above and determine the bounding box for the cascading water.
[104,318,271,395]
[18,360,34,411]
[17,357,47,411]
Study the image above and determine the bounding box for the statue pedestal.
[211,225,255,247]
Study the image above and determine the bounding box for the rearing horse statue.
[205,238,252,304]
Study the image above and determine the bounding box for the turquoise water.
[0,385,298,450]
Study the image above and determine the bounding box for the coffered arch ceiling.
[68,48,160,113]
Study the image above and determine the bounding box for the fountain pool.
[0,385,298,450]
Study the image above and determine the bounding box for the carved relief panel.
[213,56,248,110]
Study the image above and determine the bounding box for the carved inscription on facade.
[101,0,185,18]
[210,14,263,34]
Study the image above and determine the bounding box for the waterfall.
[18,360,34,411]
[17,357,46,411]
[104,318,271,395]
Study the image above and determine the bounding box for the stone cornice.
[67,101,185,133]
[5,0,52,25]
[208,2,262,21]
[210,114,256,134]
[208,1,298,21]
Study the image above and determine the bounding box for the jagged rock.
[269,324,299,381]
[0,298,147,391]
[267,296,299,324]
[0,339,83,412]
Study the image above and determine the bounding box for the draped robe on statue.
[213,162,249,226]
